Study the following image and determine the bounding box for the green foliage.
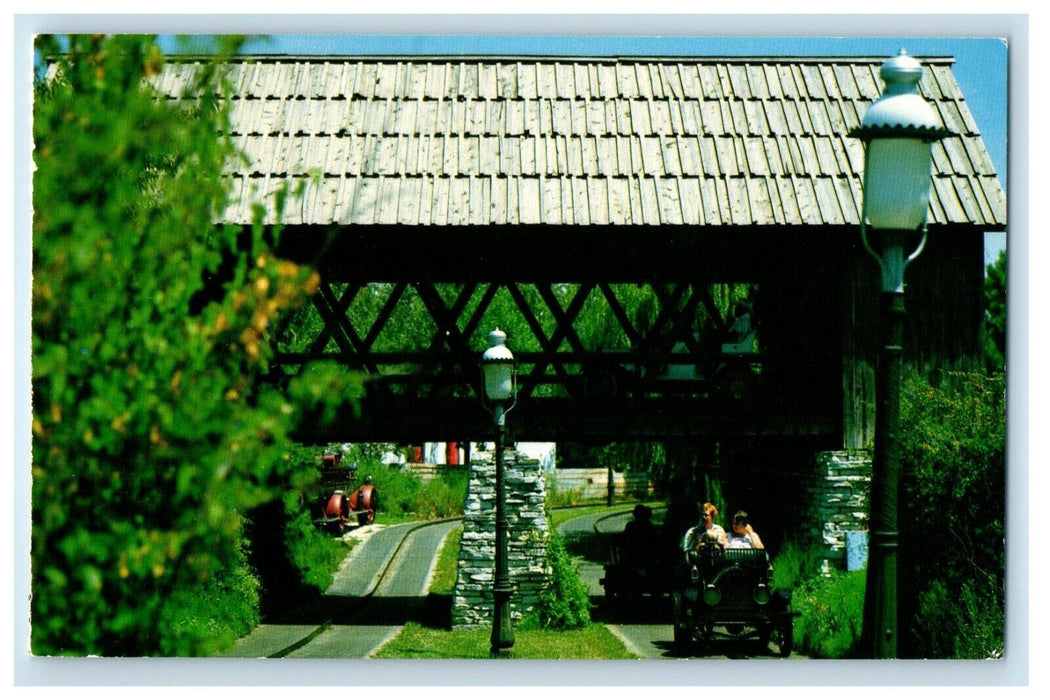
[31,35,361,656]
[769,542,865,659]
[769,540,827,591]
[898,370,1006,658]
[530,530,592,630]
[158,536,260,656]
[282,509,350,592]
[363,463,468,520]
[429,526,463,597]
[790,570,866,659]
[414,470,470,519]
[913,574,1004,659]
[544,470,586,507]
[369,463,426,514]
[770,371,1006,660]
[983,250,1006,371]
[558,441,668,476]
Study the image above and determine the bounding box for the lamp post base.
[490,585,515,656]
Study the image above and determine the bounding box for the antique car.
[672,543,798,656]
[313,452,378,533]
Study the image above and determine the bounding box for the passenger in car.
[726,510,765,549]
[621,504,657,564]
[683,502,728,550]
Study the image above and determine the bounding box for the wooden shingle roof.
[156,56,1006,229]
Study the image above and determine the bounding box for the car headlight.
[703,584,722,606]
[753,583,771,605]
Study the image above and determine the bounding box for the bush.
[790,570,866,659]
[770,540,827,591]
[31,36,361,655]
[413,469,470,519]
[282,509,351,592]
[528,530,591,630]
[243,496,349,619]
[898,370,1005,658]
[159,536,260,656]
[769,541,864,659]
[770,371,1005,660]
[361,462,468,520]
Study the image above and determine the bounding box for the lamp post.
[851,50,947,659]
[481,328,516,656]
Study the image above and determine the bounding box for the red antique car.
[314,452,378,533]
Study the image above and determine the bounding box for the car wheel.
[769,621,794,657]
[673,624,691,655]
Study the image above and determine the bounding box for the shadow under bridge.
[271,223,845,445]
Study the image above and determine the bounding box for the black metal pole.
[490,404,514,656]
[862,290,905,658]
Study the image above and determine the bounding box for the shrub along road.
[220,507,803,659]
[219,520,459,658]
[557,508,679,659]
[560,508,806,660]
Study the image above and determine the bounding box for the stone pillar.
[807,450,872,566]
[452,449,549,629]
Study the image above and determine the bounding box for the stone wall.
[807,450,872,566]
[451,450,549,629]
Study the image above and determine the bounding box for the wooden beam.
[292,396,840,443]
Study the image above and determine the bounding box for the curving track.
[219,518,460,658]
[219,505,802,659]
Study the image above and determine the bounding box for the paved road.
[220,519,459,658]
[221,507,803,660]
[557,507,681,660]
[557,506,805,660]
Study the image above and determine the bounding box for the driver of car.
[682,502,728,550]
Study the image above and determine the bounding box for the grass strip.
[372,621,637,659]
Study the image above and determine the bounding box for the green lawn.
[549,502,665,529]
[428,525,462,596]
[367,504,666,659]
[372,621,637,659]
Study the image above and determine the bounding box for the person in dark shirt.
[621,504,658,564]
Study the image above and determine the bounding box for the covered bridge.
[158,54,1006,449]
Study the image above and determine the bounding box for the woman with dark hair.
[727,510,765,549]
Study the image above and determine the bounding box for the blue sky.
[226,33,1008,188]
